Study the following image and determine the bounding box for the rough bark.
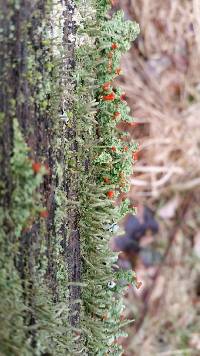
[0,0,81,349]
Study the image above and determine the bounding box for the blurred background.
[115,0,200,355]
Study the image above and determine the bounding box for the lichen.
[11,119,45,237]
[73,0,139,354]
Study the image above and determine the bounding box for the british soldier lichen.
[74,0,139,354]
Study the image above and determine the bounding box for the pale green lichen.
[11,119,44,237]
[73,1,139,354]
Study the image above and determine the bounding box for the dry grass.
[116,0,200,354]
[119,0,200,199]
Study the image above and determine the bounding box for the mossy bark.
[0,0,82,353]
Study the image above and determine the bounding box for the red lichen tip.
[111,43,118,50]
[120,93,127,101]
[102,82,111,91]
[120,314,126,321]
[102,92,115,101]
[32,162,42,174]
[40,210,49,218]
[107,190,115,199]
[113,111,121,120]
[111,146,116,152]
[132,152,139,160]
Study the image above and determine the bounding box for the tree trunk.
[0,0,81,353]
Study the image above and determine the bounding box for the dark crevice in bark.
[63,0,81,328]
